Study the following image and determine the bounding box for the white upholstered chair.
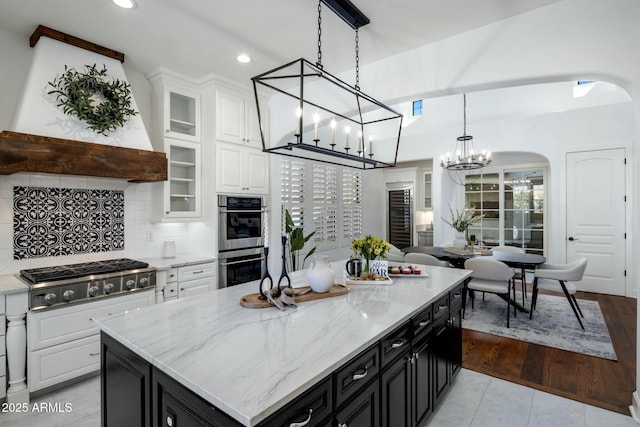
[492,245,527,303]
[404,252,450,267]
[385,244,406,262]
[529,257,588,329]
[464,257,515,327]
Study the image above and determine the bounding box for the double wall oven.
[218,195,266,288]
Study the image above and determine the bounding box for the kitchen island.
[94,264,471,427]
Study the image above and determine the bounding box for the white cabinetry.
[162,262,216,301]
[149,72,203,221]
[216,142,269,195]
[215,88,266,149]
[153,139,201,220]
[27,292,154,392]
[0,294,5,400]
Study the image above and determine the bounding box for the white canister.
[163,240,176,258]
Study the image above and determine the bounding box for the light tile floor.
[0,369,637,427]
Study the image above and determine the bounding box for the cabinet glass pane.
[169,145,197,213]
[169,92,197,136]
[424,173,432,208]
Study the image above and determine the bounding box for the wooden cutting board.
[240,284,348,309]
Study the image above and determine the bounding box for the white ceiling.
[0,0,561,84]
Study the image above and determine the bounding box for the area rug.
[462,292,617,360]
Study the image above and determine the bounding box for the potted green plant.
[442,206,483,248]
[285,209,317,271]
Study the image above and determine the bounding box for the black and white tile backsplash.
[13,186,125,259]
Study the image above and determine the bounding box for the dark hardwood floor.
[462,289,636,415]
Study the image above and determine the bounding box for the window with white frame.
[281,158,362,252]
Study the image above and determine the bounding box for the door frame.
[562,147,632,297]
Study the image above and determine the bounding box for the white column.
[6,292,28,404]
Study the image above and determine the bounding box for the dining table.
[402,246,546,313]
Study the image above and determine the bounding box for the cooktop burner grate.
[20,258,149,284]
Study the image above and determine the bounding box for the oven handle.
[219,209,265,214]
[219,257,264,266]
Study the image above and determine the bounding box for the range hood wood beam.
[0,131,167,182]
[30,25,125,62]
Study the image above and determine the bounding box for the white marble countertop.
[139,254,216,271]
[0,274,29,295]
[94,264,471,426]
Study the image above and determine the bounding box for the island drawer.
[380,322,410,368]
[258,377,332,427]
[450,283,464,310]
[334,345,380,407]
[433,294,449,321]
[411,304,433,342]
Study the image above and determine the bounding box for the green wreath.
[47,64,138,136]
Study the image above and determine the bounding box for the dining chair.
[463,258,515,327]
[529,257,588,329]
[492,245,528,303]
[404,252,450,267]
[385,244,406,262]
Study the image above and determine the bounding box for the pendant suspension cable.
[317,0,323,68]
[462,93,467,136]
[354,27,360,90]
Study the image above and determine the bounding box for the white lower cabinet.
[162,262,216,301]
[27,291,154,393]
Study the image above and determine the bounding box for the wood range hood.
[1,26,168,183]
[0,131,167,183]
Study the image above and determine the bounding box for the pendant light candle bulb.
[358,130,363,152]
[330,119,336,145]
[344,126,351,148]
[313,113,320,139]
[295,106,302,136]
[368,134,373,154]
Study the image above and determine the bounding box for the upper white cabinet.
[149,73,201,143]
[216,142,269,195]
[215,88,267,149]
[423,171,432,209]
[148,71,203,221]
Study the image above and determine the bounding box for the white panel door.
[216,90,244,145]
[566,148,626,295]
[216,142,245,193]
[246,149,269,195]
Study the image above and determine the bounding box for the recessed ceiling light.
[236,54,251,64]
[113,0,138,9]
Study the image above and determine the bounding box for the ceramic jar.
[453,232,467,249]
[306,255,335,293]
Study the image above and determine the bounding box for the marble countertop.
[139,254,216,271]
[94,264,471,426]
[0,274,29,295]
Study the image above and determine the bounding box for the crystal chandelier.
[440,93,491,182]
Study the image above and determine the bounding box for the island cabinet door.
[380,352,411,427]
[411,335,432,427]
[101,332,152,427]
[431,319,450,408]
[257,377,332,427]
[334,379,380,427]
[152,367,243,427]
[449,301,463,379]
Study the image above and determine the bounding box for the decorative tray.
[442,246,492,256]
[388,272,430,278]
[240,284,348,309]
[345,277,393,285]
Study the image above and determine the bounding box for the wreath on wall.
[47,64,138,136]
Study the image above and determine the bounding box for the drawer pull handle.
[438,304,448,311]
[418,320,431,328]
[391,339,406,349]
[289,408,312,427]
[338,424,348,427]
[352,366,368,381]
[192,270,204,274]
[89,352,100,356]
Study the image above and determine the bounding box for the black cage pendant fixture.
[251,0,403,170]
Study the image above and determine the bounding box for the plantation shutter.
[312,164,337,246]
[342,169,363,240]
[281,158,306,232]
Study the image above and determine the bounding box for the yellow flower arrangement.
[351,235,391,274]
